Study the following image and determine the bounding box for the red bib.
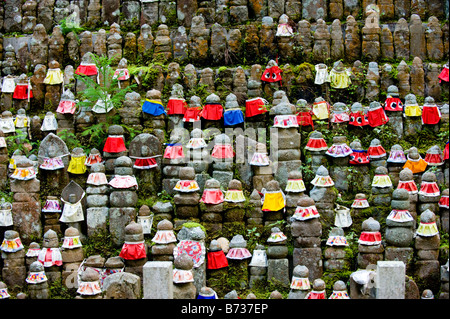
[261,65,282,83]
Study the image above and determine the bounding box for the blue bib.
[223,109,244,126]
[142,100,166,116]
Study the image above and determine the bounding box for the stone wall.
[0,0,448,299]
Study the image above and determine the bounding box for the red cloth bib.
[368,107,389,127]
[422,106,441,125]
[384,97,403,112]
[13,84,33,100]
[103,136,127,153]
[119,242,147,260]
[349,111,369,126]
[261,65,282,83]
[200,104,223,120]
[245,98,268,117]
[296,112,314,129]
[167,99,188,115]
[207,250,229,270]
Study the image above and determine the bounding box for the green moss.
[222,221,246,239]
[48,278,78,299]
[246,277,290,299]
[182,221,207,235]
[322,270,353,296]
[82,227,121,258]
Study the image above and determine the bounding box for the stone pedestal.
[376,261,405,299]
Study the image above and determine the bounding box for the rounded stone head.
[312,278,326,290]
[421,289,434,299]
[138,205,151,216]
[399,168,414,181]
[349,139,363,150]
[421,171,437,182]
[179,166,196,180]
[265,180,281,191]
[297,196,315,207]
[387,85,399,97]
[229,234,247,248]
[374,166,388,175]
[90,163,105,173]
[419,209,436,223]
[361,217,380,231]
[370,138,381,147]
[171,83,184,98]
[332,102,347,113]
[333,280,347,291]
[292,265,309,278]
[225,93,239,109]
[191,128,203,139]
[332,136,347,144]
[424,96,435,105]
[4,230,20,241]
[351,102,363,112]
[146,89,161,100]
[404,94,417,105]
[288,170,302,179]
[392,188,409,200]
[426,145,442,156]
[205,93,221,104]
[269,290,283,299]
[64,226,80,238]
[214,133,231,145]
[118,58,128,69]
[204,178,220,189]
[81,52,95,64]
[228,179,243,190]
[296,99,308,110]
[332,61,345,72]
[29,260,45,273]
[157,219,173,230]
[369,101,382,110]
[124,221,144,242]
[209,239,221,251]
[309,130,324,140]
[316,165,330,176]
[107,124,124,136]
[80,267,100,282]
[114,156,133,168]
[43,229,59,248]
[278,14,289,24]
[61,89,75,101]
[174,252,194,270]
[329,227,345,237]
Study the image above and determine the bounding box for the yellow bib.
[404,105,422,117]
[43,69,64,85]
[328,70,351,89]
[67,156,87,174]
[403,159,427,174]
[312,101,329,120]
[262,192,285,212]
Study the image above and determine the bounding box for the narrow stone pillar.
[376,261,405,299]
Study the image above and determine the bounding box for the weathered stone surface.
[393,18,410,61]
[103,272,141,299]
[312,19,330,62]
[409,14,426,60]
[302,0,327,21]
[410,57,425,97]
[330,19,344,61]
[177,0,197,27]
[425,16,444,61]
[292,248,323,281]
